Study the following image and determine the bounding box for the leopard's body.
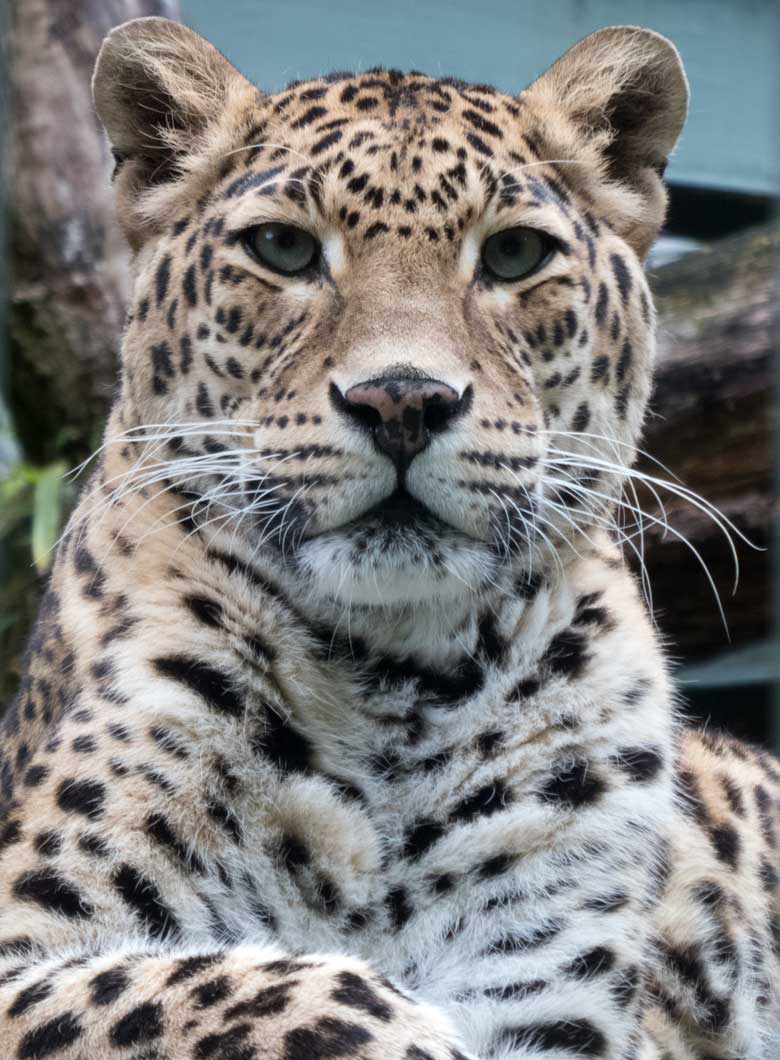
[0,18,778,1060]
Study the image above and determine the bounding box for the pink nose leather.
[342,378,461,466]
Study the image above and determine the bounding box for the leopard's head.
[93,18,687,607]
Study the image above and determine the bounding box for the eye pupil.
[242,222,319,276]
[482,226,554,282]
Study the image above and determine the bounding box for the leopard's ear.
[93,17,259,248]
[526,26,688,257]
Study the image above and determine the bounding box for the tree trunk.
[7,0,180,466]
[1,0,180,701]
[639,225,778,662]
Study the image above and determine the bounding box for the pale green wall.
[183,0,780,195]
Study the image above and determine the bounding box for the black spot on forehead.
[259,68,521,156]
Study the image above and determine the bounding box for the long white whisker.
[545,449,751,594]
[67,419,263,480]
[544,447,672,533]
[542,489,657,618]
[544,428,686,487]
[545,473,730,636]
[221,141,314,167]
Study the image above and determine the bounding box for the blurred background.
[1,0,778,745]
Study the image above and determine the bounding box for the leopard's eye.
[481,226,555,281]
[241,222,319,276]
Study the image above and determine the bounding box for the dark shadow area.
[665,184,776,239]
[681,682,774,748]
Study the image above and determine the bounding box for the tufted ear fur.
[93,17,260,249]
[525,26,688,258]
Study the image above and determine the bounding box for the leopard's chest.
[195,735,550,986]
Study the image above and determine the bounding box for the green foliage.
[30,462,67,573]
[0,459,77,703]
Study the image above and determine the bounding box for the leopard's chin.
[292,492,497,606]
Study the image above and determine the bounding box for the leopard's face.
[99,23,685,607]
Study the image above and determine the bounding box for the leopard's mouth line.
[318,487,469,548]
[283,486,480,551]
[300,487,517,566]
[356,489,448,530]
[281,484,536,558]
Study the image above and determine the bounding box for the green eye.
[242,222,319,276]
[481,226,555,281]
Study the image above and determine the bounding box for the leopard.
[0,14,778,1060]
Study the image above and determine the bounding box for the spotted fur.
[0,17,777,1060]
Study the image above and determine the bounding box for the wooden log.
[7,0,180,466]
[638,225,778,662]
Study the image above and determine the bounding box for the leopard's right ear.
[93,17,260,249]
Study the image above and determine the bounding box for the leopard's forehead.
[212,68,571,254]
[231,68,541,195]
[271,67,524,145]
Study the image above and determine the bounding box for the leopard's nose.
[330,377,471,469]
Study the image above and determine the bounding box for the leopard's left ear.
[526,26,688,257]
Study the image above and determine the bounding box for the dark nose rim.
[329,378,473,470]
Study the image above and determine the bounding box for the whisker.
[544,473,730,636]
[544,449,755,594]
[221,141,314,167]
[543,428,686,487]
[67,419,263,480]
[542,489,656,617]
